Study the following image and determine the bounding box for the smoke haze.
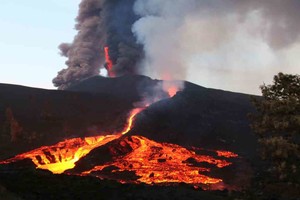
[54,0,300,94]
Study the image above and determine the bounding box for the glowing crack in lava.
[104,46,115,77]
[216,150,239,158]
[82,136,233,186]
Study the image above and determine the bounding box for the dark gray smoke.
[53,0,143,89]
[54,0,300,94]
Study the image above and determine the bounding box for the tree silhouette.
[251,73,300,190]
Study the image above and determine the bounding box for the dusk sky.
[0,1,80,89]
[0,1,299,94]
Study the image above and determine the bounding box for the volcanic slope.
[0,77,149,159]
[0,75,257,161]
[68,75,258,158]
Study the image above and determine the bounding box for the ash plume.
[53,0,143,89]
[54,0,300,93]
[132,0,300,94]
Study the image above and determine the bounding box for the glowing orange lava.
[121,108,144,135]
[0,135,119,174]
[216,150,239,158]
[167,86,178,97]
[0,108,142,174]
[82,136,234,185]
[104,46,114,77]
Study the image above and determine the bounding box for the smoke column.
[54,0,300,93]
[53,0,143,89]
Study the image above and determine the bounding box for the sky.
[0,1,299,94]
[0,0,80,89]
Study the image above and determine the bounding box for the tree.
[251,73,300,190]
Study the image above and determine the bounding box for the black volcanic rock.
[129,81,258,159]
[66,75,162,103]
[69,135,249,189]
[0,169,228,200]
[70,135,142,173]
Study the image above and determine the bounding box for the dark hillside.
[130,81,258,158]
[0,75,258,160]
[0,83,133,159]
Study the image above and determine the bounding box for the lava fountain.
[104,46,115,77]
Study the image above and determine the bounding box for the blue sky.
[0,0,80,89]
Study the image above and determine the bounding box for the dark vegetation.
[248,73,300,199]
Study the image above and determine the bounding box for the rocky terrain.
[0,75,260,199]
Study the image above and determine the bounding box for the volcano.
[0,75,257,199]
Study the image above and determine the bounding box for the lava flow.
[216,150,239,158]
[0,108,143,174]
[104,46,114,77]
[1,135,119,174]
[121,108,144,135]
[82,136,234,186]
[0,86,239,188]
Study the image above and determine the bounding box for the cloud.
[132,0,300,94]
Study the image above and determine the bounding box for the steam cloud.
[54,0,300,93]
